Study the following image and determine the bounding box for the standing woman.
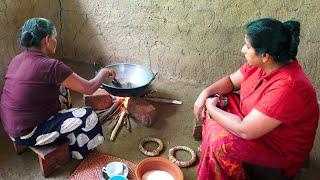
[194,18,319,179]
[0,17,115,160]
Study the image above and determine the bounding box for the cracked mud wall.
[0,0,319,94]
[62,0,320,92]
[60,0,320,94]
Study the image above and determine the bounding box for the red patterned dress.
[197,61,319,180]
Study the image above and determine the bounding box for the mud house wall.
[60,0,320,94]
[0,1,319,93]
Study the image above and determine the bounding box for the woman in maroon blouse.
[0,17,115,159]
[194,18,319,179]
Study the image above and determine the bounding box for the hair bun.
[19,17,55,48]
[20,31,34,47]
[283,20,300,60]
[283,21,300,35]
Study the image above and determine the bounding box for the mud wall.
[0,0,319,93]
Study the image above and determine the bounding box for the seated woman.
[194,18,319,179]
[0,17,116,160]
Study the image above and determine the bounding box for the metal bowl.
[101,63,155,97]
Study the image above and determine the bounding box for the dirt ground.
[0,60,319,180]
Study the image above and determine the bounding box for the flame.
[110,96,130,141]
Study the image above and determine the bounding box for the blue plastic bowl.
[108,175,128,180]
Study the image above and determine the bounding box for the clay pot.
[135,157,183,180]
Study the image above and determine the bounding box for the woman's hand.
[205,97,219,109]
[194,91,208,120]
[205,97,219,119]
[62,67,116,95]
[102,68,116,80]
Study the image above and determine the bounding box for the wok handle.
[151,72,158,82]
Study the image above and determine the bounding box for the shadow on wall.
[59,1,107,67]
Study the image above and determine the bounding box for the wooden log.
[143,97,182,105]
[127,98,157,127]
[110,109,126,141]
[96,100,122,124]
[126,116,131,131]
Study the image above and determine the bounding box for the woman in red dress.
[194,18,319,179]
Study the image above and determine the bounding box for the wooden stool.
[13,140,70,177]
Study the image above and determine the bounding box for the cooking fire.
[89,89,182,142]
[110,97,130,141]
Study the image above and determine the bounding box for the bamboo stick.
[105,104,122,121]
[110,109,126,141]
[126,116,131,131]
[97,100,122,124]
[143,97,182,105]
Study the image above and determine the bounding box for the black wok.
[101,63,156,97]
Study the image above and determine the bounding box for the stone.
[83,88,113,110]
[127,97,157,127]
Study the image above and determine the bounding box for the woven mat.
[69,150,137,180]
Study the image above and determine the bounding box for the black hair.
[19,17,55,48]
[245,18,300,65]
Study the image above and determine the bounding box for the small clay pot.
[135,157,183,180]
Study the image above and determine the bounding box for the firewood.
[143,97,182,104]
[126,116,131,132]
[110,109,126,141]
[97,100,122,124]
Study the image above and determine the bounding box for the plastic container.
[108,175,128,180]
[102,162,129,180]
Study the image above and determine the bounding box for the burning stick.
[143,97,182,105]
[110,97,129,141]
[106,104,122,121]
[98,100,122,124]
[107,116,118,130]
[126,116,131,131]
[110,109,126,141]
[105,100,122,115]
